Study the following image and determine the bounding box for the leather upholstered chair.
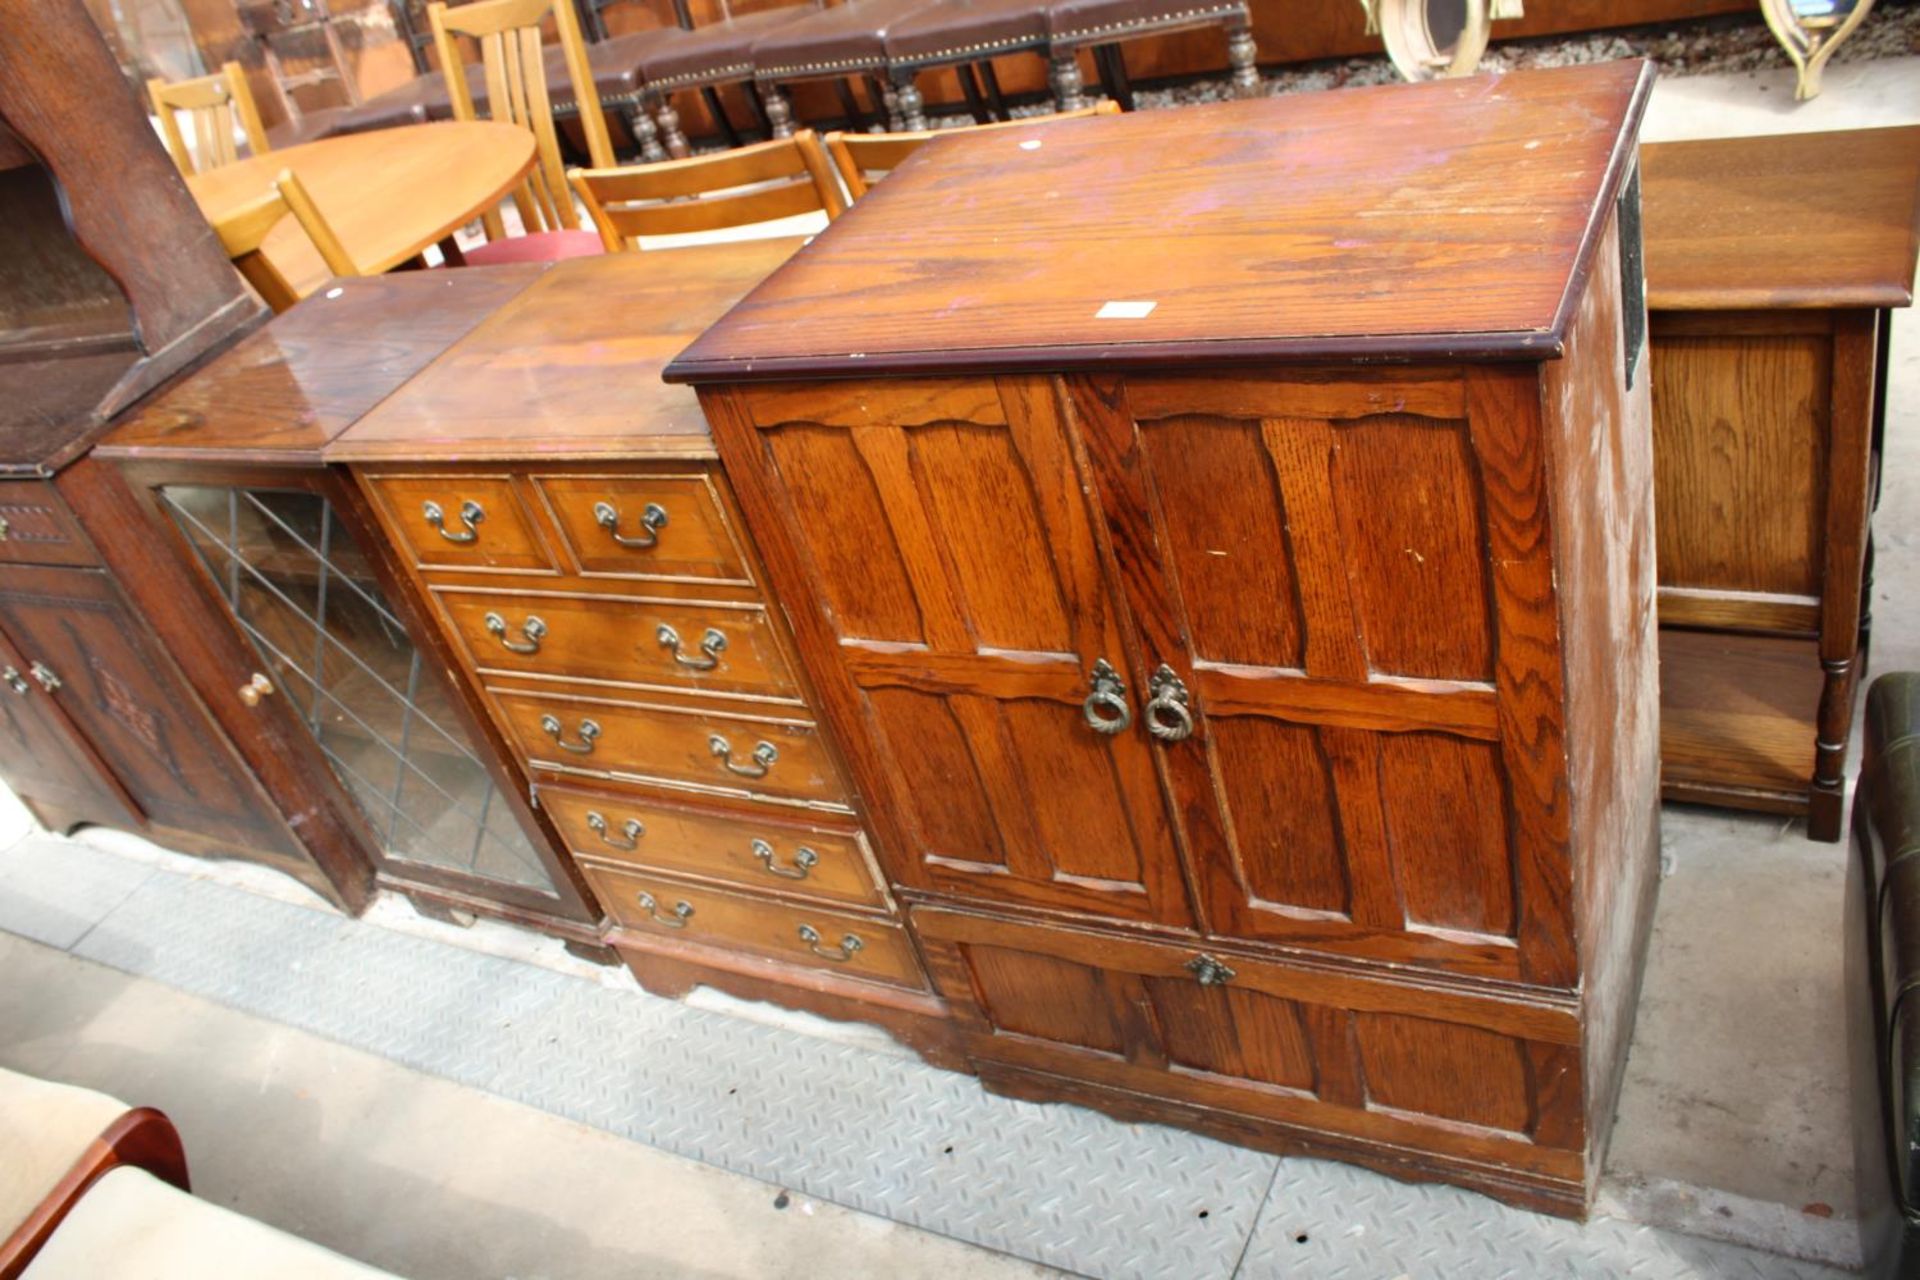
[1850,672,1920,1279]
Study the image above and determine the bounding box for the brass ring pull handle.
[423,499,484,544]
[752,837,818,880]
[1186,953,1236,986]
[586,811,642,850]
[1081,658,1131,735]
[1145,664,1194,743]
[635,891,693,928]
[0,667,28,695]
[28,662,61,694]
[710,734,776,778]
[798,923,862,962]
[540,714,600,754]
[594,500,668,549]
[484,612,547,654]
[657,624,727,671]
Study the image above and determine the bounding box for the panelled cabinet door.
[0,622,137,830]
[0,562,302,858]
[729,377,1192,926]
[1065,371,1578,986]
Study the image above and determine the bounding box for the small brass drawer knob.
[635,891,692,928]
[798,923,862,962]
[237,672,275,706]
[423,499,484,544]
[594,500,668,549]
[657,624,727,671]
[1186,953,1236,987]
[752,838,818,880]
[484,612,546,655]
[1,666,28,695]
[586,811,642,850]
[709,734,776,779]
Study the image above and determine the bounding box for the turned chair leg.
[889,68,928,131]
[623,102,668,162]
[654,95,691,158]
[1226,17,1260,97]
[760,80,796,138]
[1050,50,1087,111]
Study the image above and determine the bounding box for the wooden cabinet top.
[1641,126,1920,312]
[329,239,803,464]
[98,267,548,467]
[667,61,1653,383]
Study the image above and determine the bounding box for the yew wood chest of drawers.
[669,62,1663,1215]
[331,247,954,1057]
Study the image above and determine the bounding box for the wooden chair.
[429,0,615,264]
[825,99,1118,199]
[568,130,844,252]
[146,61,271,176]
[213,170,361,313]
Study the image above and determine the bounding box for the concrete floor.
[2,49,1919,1280]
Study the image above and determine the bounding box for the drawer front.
[585,862,924,988]
[541,785,884,908]
[439,588,800,700]
[533,473,751,583]
[368,474,555,572]
[0,482,97,567]
[495,690,852,808]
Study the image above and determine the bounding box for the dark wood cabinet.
[673,62,1662,1215]
[1641,128,1920,840]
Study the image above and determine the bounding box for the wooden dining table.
[187,121,536,301]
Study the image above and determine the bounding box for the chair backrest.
[825,100,1121,200]
[214,169,360,313]
[146,61,271,177]
[569,130,845,250]
[429,0,614,238]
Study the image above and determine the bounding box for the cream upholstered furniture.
[19,1168,398,1279]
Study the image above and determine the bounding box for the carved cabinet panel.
[0,621,136,830]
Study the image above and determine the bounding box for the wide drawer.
[540,783,885,909]
[531,473,752,583]
[365,473,557,572]
[584,862,925,988]
[0,481,97,567]
[438,587,799,700]
[494,688,852,809]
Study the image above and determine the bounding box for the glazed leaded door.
[157,483,591,916]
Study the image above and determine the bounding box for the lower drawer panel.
[910,906,1587,1182]
[584,862,926,990]
[540,782,886,909]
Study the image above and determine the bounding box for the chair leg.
[745,80,775,138]
[703,86,742,148]
[761,81,796,138]
[624,102,669,162]
[655,95,691,158]
[978,59,1009,120]
[956,63,992,124]
[1050,50,1087,111]
[833,76,870,131]
[1095,42,1134,111]
[1226,17,1260,97]
[888,68,928,131]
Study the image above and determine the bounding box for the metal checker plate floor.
[0,834,1852,1280]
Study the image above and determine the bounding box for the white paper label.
[1095,300,1157,319]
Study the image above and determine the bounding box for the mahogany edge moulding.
[664,61,1657,383]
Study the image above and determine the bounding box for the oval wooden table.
[188,121,537,300]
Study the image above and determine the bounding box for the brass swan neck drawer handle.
[709,734,776,778]
[484,612,547,654]
[1082,658,1131,735]
[1186,953,1235,986]
[422,499,484,544]
[798,923,862,962]
[657,624,727,671]
[635,891,693,928]
[594,500,668,549]
[1,666,28,695]
[1145,664,1194,743]
[586,811,642,850]
[752,838,818,880]
[540,714,600,754]
[28,662,61,694]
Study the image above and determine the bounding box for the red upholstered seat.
[459,229,606,265]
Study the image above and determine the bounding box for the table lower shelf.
[1658,628,1823,815]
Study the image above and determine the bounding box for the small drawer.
[367,474,555,572]
[438,588,799,700]
[533,473,751,583]
[495,690,852,808]
[541,784,885,909]
[0,482,97,567]
[583,863,924,988]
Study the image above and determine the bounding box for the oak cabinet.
[674,62,1662,1214]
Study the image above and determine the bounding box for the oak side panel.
[1539,208,1662,1189]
